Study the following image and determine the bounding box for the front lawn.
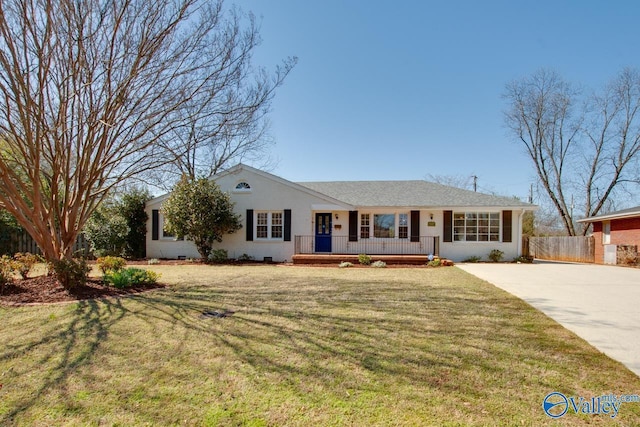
[0,265,638,426]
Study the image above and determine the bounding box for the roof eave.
[578,211,640,223]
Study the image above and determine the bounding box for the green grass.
[0,265,639,426]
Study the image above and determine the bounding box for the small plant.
[514,255,534,264]
[339,261,353,268]
[358,254,371,265]
[427,258,441,267]
[488,249,504,263]
[463,255,482,263]
[103,269,130,288]
[129,268,159,285]
[238,253,254,262]
[96,256,127,274]
[51,258,91,289]
[12,252,41,279]
[371,260,386,268]
[208,249,228,263]
[147,258,161,265]
[104,267,160,289]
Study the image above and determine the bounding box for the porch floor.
[291,254,430,265]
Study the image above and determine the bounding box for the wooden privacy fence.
[0,230,91,257]
[525,236,594,263]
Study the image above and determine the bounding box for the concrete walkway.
[457,261,640,377]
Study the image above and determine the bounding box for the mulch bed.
[0,275,165,306]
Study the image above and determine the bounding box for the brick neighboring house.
[578,206,640,265]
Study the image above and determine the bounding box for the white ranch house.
[146,164,536,263]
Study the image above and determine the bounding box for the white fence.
[295,235,439,255]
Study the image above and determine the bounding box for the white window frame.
[453,211,500,242]
[255,211,284,241]
[233,181,252,193]
[359,212,410,239]
[360,213,370,239]
[398,213,409,239]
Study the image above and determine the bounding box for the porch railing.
[294,235,439,256]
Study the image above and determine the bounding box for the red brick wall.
[592,217,640,263]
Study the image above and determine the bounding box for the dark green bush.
[51,258,90,289]
[208,249,228,263]
[104,267,159,289]
[120,189,151,259]
[84,204,129,257]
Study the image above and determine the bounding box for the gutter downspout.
[517,209,526,258]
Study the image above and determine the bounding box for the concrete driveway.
[457,261,640,377]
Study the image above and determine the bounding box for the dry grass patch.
[0,265,638,426]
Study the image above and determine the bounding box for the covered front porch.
[291,253,432,265]
[293,235,439,264]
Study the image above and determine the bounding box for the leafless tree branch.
[504,68,640,236]
[0,0,295,260]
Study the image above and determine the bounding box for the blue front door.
[315,213,332,252]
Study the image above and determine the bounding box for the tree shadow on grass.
[125,282,626,406]
[2,278,639,425]
[0,298,127,424]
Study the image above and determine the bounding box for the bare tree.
[504,69,581,235]
[581,68,640,222]
[147,8,295,188]
[504,68,640,235]
[0,0,294,261]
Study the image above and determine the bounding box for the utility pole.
[529,183,533,203]
[472,175,478,192]
[570,195,574,219]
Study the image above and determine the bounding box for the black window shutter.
[503,210,512,243]
[152,210,159,241]
[284,209,292,241]
[443,210,452,242]
[348,211,358,242]
[410,210,420,242]
[246,209,254,241]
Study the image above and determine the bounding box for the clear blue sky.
[234,0,640,202]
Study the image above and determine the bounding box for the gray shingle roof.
[578,205,640,222]
[296,180,534,208]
